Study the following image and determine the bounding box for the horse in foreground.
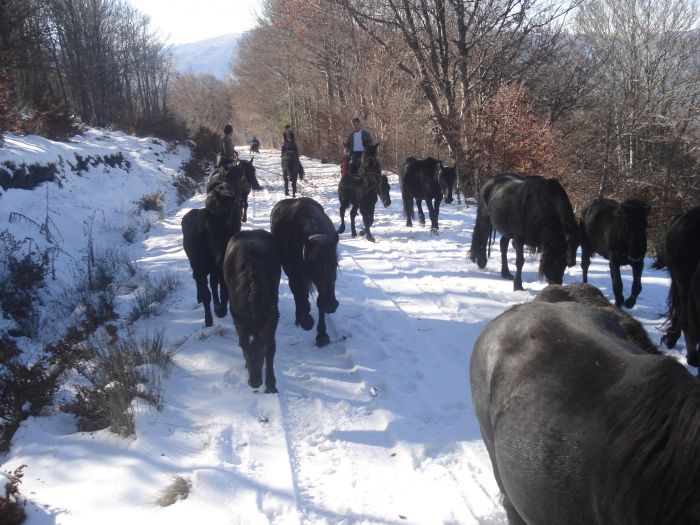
[181,182,241,327]
[224,229,281,393]
[661,205,700,368]
[337,144,391,242]
[399,156,456,234]
[468,173,567,291]
[270,197,339,347]
[579,198,650,308]
[471,285,700,525]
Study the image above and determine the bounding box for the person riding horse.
[343,117,374,177]
[250,136,260,153]
[218,124,238,167]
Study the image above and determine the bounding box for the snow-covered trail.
[7,143,676,525]
[132,149,673,524]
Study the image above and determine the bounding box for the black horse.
[337,144,391,243]
[526,175,578,267]
[281,150,304,197]
[468,173,567,291]
[250,138,260,154]
[182,182,241,327]
[270,197,339,347]
[399,156,456,234]
[223,229,281,393]
[661,205,700,368]
[579,198,650,308]
[207,159,261,222]
[471,294,700,525]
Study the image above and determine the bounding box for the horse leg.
[283,173,289,196]
[360,202,376,242]
[513,238,525,291]
[416,199,426,226]
[662,279,682,349]
[350,205,359,238]
[264,338,278,394]
[195,272,213,327]
[580,225,592,283]
[288,274,314,330]
[316,308,330,347]
[211,271,228,318]
[292,175,297,198]
[623,259,644,308]
[402,190,414,227]
[609,258,625,307]
[426,197,441,234]
[241,197,248,223]
[500,236,514,280]
[338,201,347,234]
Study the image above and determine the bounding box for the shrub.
[190,126,221,162]
[157,476,191,507]
[20,101,84,141]
[0,161,59,191]
[173,175,198,204]
[0,232,49,336]
[63,330,174,436]
[0,465,27,525]
[133,112,189,142]
[0,360,58,450]
[180,157,208,183]
[137,191,165,213]
[128,272,180,324]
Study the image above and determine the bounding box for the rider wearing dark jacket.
[220,124,238,166]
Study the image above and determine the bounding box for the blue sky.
[127,0,262,44]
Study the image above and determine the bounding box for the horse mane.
[603,359,700,523]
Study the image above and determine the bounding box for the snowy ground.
[0,131,683,524]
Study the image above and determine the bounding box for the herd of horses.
[181,147,700,523]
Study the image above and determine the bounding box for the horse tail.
[469,200,491,269]
[402,188,415,221]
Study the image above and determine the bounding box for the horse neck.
[603,361,700,522]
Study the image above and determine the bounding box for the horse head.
[617,199,650,262]
[439,164,456,204]
[378,174,391,207]
[302,233,339,314]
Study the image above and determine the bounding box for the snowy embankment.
[0,130,678,524]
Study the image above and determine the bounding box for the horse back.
[471,300,680,524]
[399,156,441,198]
[270,197,335,266]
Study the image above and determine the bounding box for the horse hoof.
[295,314,314,331]
[264,384,279,394]
[661,332,679,349]
[501,273,514,281]
[215,305,227,318]
[623,297,637,308]
[430,228,439,235]
[205,318,213,328]
[316,333,331,347]
[351,232,357,238]
[337,226,345,234]
[366,234,376,243]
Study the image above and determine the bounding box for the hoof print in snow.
[370,386,379,397]
[256,413,269,424]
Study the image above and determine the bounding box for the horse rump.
[471,298,700,524]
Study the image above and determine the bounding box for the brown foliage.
[475,85,568,179]
[19,101,84,141]
[0,465,27,525]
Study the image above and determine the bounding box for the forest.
[2,0,700,226]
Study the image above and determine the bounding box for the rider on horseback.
[219,124,238,167]
[343,117,374,177]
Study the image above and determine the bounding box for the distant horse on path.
[468,173,567,291]
[660,205,700,368]
[471,296,700,525]
[281,150,304,197]
[270,197,339,347]
[579,198,650,308]
[399,156,456,234]
[337,144,391,243]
